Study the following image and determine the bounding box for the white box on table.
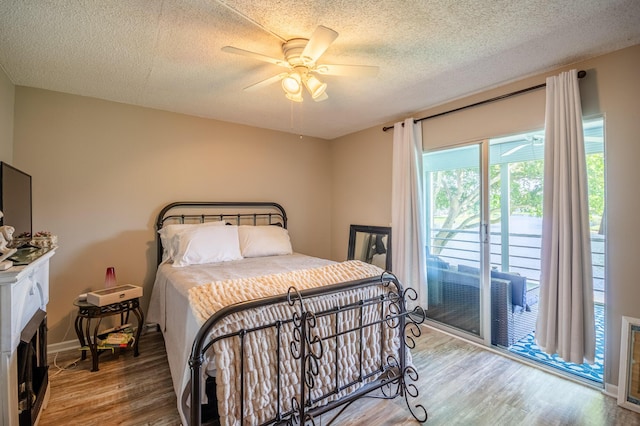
[86,284,142,306]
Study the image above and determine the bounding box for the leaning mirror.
[347,225,392,271]
[618,316,640,413]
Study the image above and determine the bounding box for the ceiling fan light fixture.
[282,72,302,95]
[304,74,327,99]
[223,25,378,104]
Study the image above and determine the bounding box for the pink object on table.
[105,267,116,288]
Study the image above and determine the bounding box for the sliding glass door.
[424,144,485,338]
[423,118,606,383]
[487,131,545,348]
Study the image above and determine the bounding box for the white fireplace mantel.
[0,250,54,426]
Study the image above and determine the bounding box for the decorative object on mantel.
[618,316,640,413]
[11,231,31,248]
[0,211,16,269]
[10,230,58,248]
[0,229,14,249]
[0,227,14,250]
[31,230,58,248]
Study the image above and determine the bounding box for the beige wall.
[330,125,392,261]
[0,67,14,162]
[12,87,333,343]
[330,44,640,387]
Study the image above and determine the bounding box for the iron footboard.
[189,273,427,425]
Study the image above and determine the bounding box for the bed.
[147,202,427,425]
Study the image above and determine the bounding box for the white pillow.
[238,225,293,258]
[159,221,226,261]
[171,225,242,267]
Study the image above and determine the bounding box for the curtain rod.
[382,70,587,132]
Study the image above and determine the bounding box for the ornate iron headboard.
[155,201,287,266]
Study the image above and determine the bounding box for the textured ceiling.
[1,0,639,139]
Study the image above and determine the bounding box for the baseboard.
[603,383,618,398]
[48,339,79,354]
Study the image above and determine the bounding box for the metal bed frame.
[155,202,427,425]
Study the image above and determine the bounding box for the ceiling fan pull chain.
[290,100,294,131]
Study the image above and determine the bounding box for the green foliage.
[432,168,480,222]
[509,160,544,217]
[428,149,605,251]
[587,153,605,228]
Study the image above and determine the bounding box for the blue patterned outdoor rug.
[508,304,604,383]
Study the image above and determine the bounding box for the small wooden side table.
[73,297,144,372]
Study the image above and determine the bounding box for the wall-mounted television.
[0,162,32,239]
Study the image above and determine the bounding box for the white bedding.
[146,253,335,423]
[195,261,395,425]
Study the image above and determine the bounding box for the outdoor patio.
[427,225,605,384]
[508,303,604,383]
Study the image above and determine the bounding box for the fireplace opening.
[17,309,48,426]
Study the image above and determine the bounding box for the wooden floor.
[40,329,181,425]
[40,326,640,426]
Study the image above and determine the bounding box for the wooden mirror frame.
[347,224,392,271]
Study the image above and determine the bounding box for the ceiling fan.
[500,133,604,157]
[222,25,379,102]
[501,135,544,157]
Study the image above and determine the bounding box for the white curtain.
[536,69,595,364]
[391,118,428,308]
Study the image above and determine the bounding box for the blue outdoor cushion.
[457,264,479,275]
[442,269,480,289]
[427,255,450,270]
[491,270,527,310]
[456,265,527,310]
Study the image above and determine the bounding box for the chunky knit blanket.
[188,260,402,426]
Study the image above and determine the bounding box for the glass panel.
[488,130,544,347]
[585,118,606,305]
[424,144,482,337]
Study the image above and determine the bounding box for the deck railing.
[429,228,605,297]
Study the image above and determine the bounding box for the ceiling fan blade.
[314,64,379,77]
[301,25,338,63]
[243,73,288,92]
[313,91,329,102]
[501,143,529,157]
[222,46,289,68]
